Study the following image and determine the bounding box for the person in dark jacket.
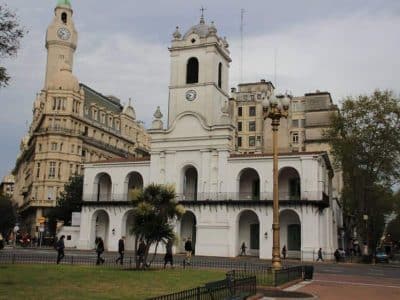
[164,239,174,268]
[282,245,287,259]
[115,236,125,265]
[334,248,340,263]
[96,237,105,265]
[316,248,324,262]
[137,239,146,268]
[56,235,65,264]
[240,242,247,256]
[184,237,193,265]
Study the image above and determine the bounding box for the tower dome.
[183,16,219,39]
[48,63,80,92]
[57,0,71,8]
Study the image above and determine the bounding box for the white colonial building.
[77,15,342,261]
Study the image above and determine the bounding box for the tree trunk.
[143,240,152,269]
[134,236,139,269]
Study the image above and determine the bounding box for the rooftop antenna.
[240,8,245,83]
[274,48,278,89]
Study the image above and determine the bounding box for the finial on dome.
[152,106,164,130]
[200,6,206,24]
[173,26,182,39]
[209,21,217,35]
[153,106,163,119]
[222,36,229,48]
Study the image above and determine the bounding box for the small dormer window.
[191,38,196,44]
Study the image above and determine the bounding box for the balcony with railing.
[82,191,329,208]
[36,126,81,136]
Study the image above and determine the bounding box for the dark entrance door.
[288,224,301,250]
[250,223,260,250]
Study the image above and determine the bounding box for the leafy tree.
[0,193,17,237]
[325,90,400,250]
[48,176,83,231]
[386,215,400,243]
[130,184,185,268]
[0,4,25,88]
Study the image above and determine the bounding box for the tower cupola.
[44,0,78,89]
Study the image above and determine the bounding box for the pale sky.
[0,0,399,178]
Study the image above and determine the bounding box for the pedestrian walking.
[56,235,65,264]
[184,237,193,265]
[282,245,287,259]
[316,247,324,262]
[137,239,146,268]
[115,236,125,265]
[240,242,247,256]
[0,233,4,250]
[95,237,105,265]
[164,239,174,268]
[334,248,340,263]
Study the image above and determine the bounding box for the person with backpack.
[55,235,65,264]
[95,237,105,265]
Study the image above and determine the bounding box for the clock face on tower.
[57,27,71,40]
[185,90,197,101]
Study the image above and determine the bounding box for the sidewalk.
[296,273,400,300]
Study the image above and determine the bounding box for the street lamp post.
[263,92,291,270]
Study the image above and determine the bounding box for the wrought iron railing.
[83,191,328,203]
[147,275,256,300]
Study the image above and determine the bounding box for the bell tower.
[168,14,232,127]
[44,0,78,89]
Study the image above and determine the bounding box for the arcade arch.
[180,211,197,253]
[280,209,301,259]
[278,167,300,200]
[237,210,260,257]
[94,173,112,201]
[183,166,198,201]
[238,168,260,200]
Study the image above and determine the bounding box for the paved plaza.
[297,273,400,300]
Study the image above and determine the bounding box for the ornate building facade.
[12,0,150,235]
[76,12,342,261]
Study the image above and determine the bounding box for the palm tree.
[130,184,185,268]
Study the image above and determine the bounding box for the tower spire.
[200,6,206,24]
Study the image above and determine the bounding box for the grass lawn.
[0,264,225,300]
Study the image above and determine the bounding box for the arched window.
[61,12,68,24]
[218,63,222,88]
[186,57,199,84]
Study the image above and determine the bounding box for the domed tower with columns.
[168,12,232,128]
